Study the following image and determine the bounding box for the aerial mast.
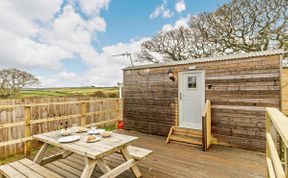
[112,52,135,71]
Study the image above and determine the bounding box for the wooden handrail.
[265,107,288,178]
[266,108,288,147]
[202,100,211,151]
[202,100,209,117]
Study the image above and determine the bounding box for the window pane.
[188,76,196,88]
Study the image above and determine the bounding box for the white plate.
[57,135,80,143]
[88,129,105,135]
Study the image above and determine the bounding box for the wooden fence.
[0,98,122,158]
[265,107,288,178]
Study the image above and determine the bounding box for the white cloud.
[79,0,110,16]
[161,14,190,32]
[80,37,150,86]
[149,0,174,19]
[88,16,107,32]
[59,71,77,80]
[0,0,116,87]
[161,24,173,32]
[175,0,186,13]
[0,0,191,88]
[41,5,95,52]
[0,29,72,70]
[0,0,73,71]
[163,9,174,18]
[174,15,190,28]
[149,3,165,19]
[0,0,158,87]
[8,0,62,21]
[35,37,150,87]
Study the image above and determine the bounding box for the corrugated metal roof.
[123,49,286,71]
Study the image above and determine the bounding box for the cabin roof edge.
[123,49,286,71]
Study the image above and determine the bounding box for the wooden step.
[166,126,203,146]
[169,135,202,146]
[173,127,202,137]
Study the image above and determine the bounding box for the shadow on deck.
[30,130,266,178]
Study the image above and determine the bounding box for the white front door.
[179,71,205,130]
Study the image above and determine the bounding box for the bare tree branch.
[0,68,40,98]
[137,0,287,63]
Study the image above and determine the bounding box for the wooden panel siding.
[123,55,281,151]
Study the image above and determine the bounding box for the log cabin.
[122,49,287,151]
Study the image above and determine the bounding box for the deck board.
[29,130,265,178]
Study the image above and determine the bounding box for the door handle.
[180,93,182,100]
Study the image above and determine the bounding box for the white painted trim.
[178,70,205,129]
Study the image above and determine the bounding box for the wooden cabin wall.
[281,67,288,115]
[123,69,178,136]
[123,55,281,151]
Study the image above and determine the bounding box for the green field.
[15,87,119,98]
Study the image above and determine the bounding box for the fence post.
[24,105,31,155]
[115,99,121,129]
[115,99,119,120]
[81,102,88,126]
[117,99,123,120]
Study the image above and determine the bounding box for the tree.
[138,0,287,63]
[0,68,40,98]
[191,0,287,54]
[137,27,215,62]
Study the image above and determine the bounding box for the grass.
[0,124,117,165]
[7,87,119,99]
[0,147,40,165]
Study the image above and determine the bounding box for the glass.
[188,76,197,88]
[91,124,96,130]
[72,123,78,132]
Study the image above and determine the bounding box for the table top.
[33,130,138,159]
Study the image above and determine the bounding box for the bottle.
[65,121,68,130]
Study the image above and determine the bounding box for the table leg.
[80,157,97,178]
[120,147,142,178]
[33,143,48,164]
[96,159,111,173]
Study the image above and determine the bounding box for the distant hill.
[8,87,119,98]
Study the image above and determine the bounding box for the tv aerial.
[112,52,135,71]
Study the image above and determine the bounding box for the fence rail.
[265,107,288,178]
[0,98,122,158]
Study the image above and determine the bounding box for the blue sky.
[0,0,227,87]
[101,0,226,45]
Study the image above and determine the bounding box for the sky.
[0,0,227,88]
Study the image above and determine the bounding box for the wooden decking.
[29,130,265,178]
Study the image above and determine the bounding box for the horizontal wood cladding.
[123,55,281,151]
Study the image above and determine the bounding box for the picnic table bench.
[0,130,152,178]
[125,146,152,161]
[0,158,63,178]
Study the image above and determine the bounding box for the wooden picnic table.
[33,130,142,178]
